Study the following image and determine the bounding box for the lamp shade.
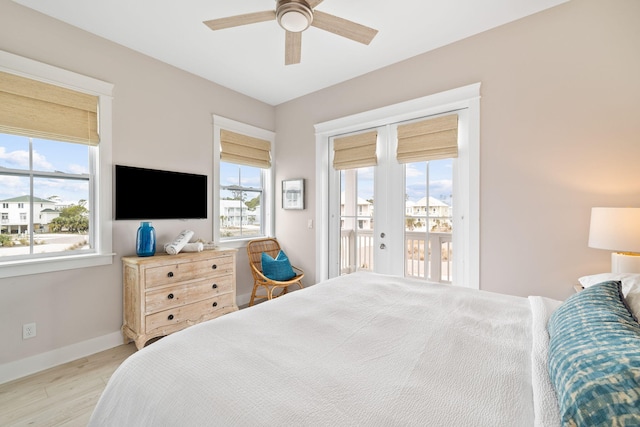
[588,207,640,253]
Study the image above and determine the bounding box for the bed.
[89,272,640,426]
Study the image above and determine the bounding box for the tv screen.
[115,165,207,220]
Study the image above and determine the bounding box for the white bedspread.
[90,272,560,426]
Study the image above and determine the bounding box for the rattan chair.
[246,238,304,306]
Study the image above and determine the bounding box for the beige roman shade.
[396,114,458,163]
[332,130,378,170]
[0,71,99,145]
[220,129,271,169]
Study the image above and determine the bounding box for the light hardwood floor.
[0,343,137,427]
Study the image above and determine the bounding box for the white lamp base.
[611,252,640,274]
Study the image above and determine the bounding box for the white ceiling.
[13,0,568,106]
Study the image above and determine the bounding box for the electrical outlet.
[23,322,36,340]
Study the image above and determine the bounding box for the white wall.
[274,0,640,300]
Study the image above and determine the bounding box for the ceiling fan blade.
[307,0,324,8]
[203,10,276,31]
[311,10,378,45]
[285,31,302,65]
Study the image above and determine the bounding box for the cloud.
[0,147,54,170]
[405,164,425,178]
[32,150,54,170]
[68,164,89,174]
[0,175,27,200]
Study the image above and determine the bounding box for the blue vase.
[136,221,156,257]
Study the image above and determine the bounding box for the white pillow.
[625,283,640,321]
[578,273,640,319]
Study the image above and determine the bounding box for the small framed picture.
[282,179,304,210]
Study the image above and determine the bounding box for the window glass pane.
[340,167,374,274]
[404,159,453,282]
[0,133,92,259]
[0,134,30,170]
[219,161,263,240]
[32,138,89,174]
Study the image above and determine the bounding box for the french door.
[315,83,480,288]
[328,118,456,281]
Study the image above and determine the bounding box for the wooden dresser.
[122,248,238,349]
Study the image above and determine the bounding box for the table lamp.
[588,207,640,273]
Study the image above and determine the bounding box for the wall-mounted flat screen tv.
[115,165,207,220]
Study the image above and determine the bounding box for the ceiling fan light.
[280,11,309,32]
[276,0,313,32]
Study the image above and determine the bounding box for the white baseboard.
[236,291,251,308]
[0,331,124,385]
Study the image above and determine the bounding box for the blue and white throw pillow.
[261,250,296,281]
[547,281,640,426]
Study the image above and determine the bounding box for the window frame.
[0,50,114,278]
[314,83,480,288]
[212,115,274,249]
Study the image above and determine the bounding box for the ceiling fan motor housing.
[276,0,313,32]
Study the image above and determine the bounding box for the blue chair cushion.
[547,280,640,426]
[261,250,296,281]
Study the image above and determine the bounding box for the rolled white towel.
[181,242,204,253]
[163,242,203,253]
[165,230,194,255]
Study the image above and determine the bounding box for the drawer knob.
[167,293,174,299]
[212,283,218,289]
[168,314,174,320]
[212,302,218,307]
[167,272,174,278]
[211,264,217,270]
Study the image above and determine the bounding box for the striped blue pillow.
[547,281,640,426]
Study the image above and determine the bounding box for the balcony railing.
[340,229,452,283]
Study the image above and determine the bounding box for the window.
[212,116,274,247]
[0,50,114,278]
[315,83,480,288]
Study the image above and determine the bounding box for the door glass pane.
[405,159,453,282]
[340,167,374,274]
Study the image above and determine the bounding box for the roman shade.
[0,71,99,145]
[332,130,378,170]
[220,129,271,169]
[396,114,458,163]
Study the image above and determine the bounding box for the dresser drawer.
[122,248,238,350]
[145,274,234,314]
[144,255,234,289]
[145,292,235,335]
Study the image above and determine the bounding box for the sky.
[0,134,90,204]
[221,158,453,205]
[346,158,453,205]
[1,133,452,207]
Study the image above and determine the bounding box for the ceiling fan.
[203,0,378,65]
